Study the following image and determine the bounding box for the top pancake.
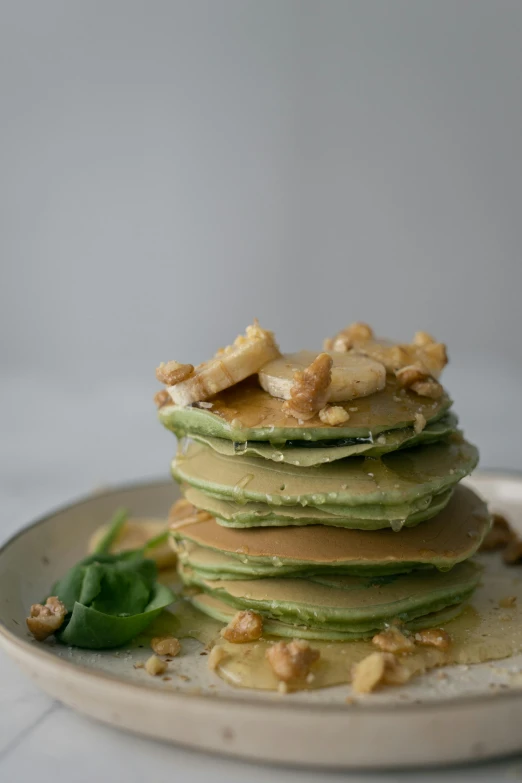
[160,377,452,443]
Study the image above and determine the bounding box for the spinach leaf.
[58,584,174,649]
[45,508,174,649]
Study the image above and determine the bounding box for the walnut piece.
[414,413,427,434]
[351,651,411,694]
[328,328,448,380]
[413,331,436,347]
[324,322,374,352]
[480,513,516,552]
[411,379,444,399]
[145,654,167,676]
[499,596,517,608]
[372,627,415,654]
[395,364,444,399]
[395,364,428,388]
[153,389,172,409]
[266,639,320,682]
[151,636,181,657]
[318,405,350,426]
[220,610,263,643]
[414,628,452,650]
[282,353,333,421]
[156,361,194,386]
[26,596,67,641]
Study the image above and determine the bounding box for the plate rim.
[2,470,522,718]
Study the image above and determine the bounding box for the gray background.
[2,0,522,524]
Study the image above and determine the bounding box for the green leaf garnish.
[40,510,175,649]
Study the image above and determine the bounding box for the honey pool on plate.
[152,552,522,693]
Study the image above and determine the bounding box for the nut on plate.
[480,513,517,553]
[26,596,67,641]
[221,610,263,643]
[145,654,167,676]
[352,651,411,694]
[151,636,181,656]
[266,639,320,683]
[372,627,415,654]
[414,628,451,650]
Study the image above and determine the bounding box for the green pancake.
[171,485,490,578]
[179,560,481,637]
[160,377,452,443]
[172,438,478,512]
[183,486,453,530]
[190,593,466,641]
[189,413,459,466]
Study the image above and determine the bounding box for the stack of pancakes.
[156,325,489,641]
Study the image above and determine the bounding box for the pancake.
[191,593,465,641]
[182,486,453,529]
[189,413,459,466]
[160,377,452,443]
[172,438,478,512]
[171,485,490,577]
[179,560,481,638]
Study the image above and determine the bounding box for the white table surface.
[2,366,522,783]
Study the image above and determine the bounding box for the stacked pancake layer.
[159,371,488,641]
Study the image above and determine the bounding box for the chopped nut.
[499,596,517,608]
[396,364,429,388]
[372,627,415,654]
[411,379,444,399]
[133,662,144,669]
[266,639,320,682]
[282,354,333,421]
[145,655,167,676]
[156,361,194,386]
[220,610,263,643]
[207,645,227,671]
[318,405,350,426]
[151,636,181,657]
[414,628,451,650]
[26,596,67,641]
[503,539,522,565]
[414,412,426,434]
[352,651,411,693]
[413,331,436,347]
[324,322,374,352]
[344,331,447,380]
[153,389,172,409]
[480,513,516,552]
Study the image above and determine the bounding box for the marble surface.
[1,368,522,782]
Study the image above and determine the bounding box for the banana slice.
[88,518,176,570]
[168,321,280,407]
[258,351,386,403]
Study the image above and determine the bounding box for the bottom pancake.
[179,560,481,638]
[190,592,465,641]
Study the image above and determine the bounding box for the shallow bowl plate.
[1,473,522,769]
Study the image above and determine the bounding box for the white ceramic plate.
[1,473,522,769]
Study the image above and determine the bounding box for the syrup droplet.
[232,474,254,504]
